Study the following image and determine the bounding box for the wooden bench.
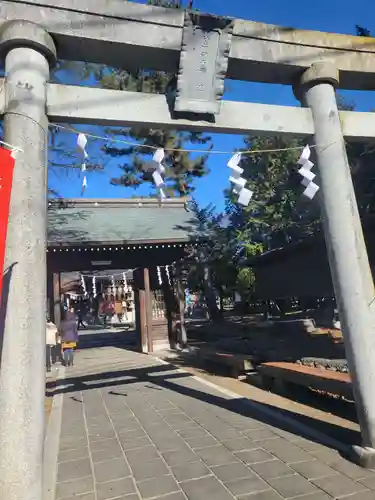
[257,362,353,400]
[196,348,255,379]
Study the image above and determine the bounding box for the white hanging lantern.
[92,275,97,297]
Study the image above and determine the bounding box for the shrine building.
[46,197,200,353]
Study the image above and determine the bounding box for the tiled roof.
[47,198,200,246]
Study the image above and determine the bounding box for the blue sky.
[48,0,375,211]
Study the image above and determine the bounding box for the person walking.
[59,308,79,367]
[76,302,87,330]
[46,317,58,373]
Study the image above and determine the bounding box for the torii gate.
[1,1,375,497]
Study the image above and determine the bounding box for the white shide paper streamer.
[227,153,253,206]
[80,274,87,297]
[123,272,128,293]
[152,148,166,200]
[297,145,319,200]
[165,265,171,286]
[157,266,162,285]
[77,133,88,192]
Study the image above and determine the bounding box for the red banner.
[0,147,15,301]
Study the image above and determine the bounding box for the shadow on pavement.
[48,360,361,457]
[161,352,359,425]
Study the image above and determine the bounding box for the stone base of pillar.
[350,445,375,469]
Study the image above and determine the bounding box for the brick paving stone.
[236,492,283,500]
[158,408,185,417]
[88,428,116,441]
[223,418,264,431]
[224,476,270,496]
[62,425,86,438]
[63,493,95,500]
[164,414,194,425]
[162,447,199,465]
[90,437,120,452]
[269,475,319,498]
[125,445,161,465]
[359,475,375,490]
[312,473,370,498]
[91,446,124,463]
[209,428,244,441]
[195,445,239,466]
[289,494,331,500]
[344,492,375,500]
[57,458,92,482]
[113,420,142,432]
[96,477,136,500]
[250,460,296,480]
[136,474,180,499]
[117,428,147,440]
[86,422,112,433]
[130,458,170,481]
[93,457,131,483]
[290,438,325,453]
[184,435,218,449]
[152,403,178,411]
[235,448,276,465]
[180,476,234,500]
[230,420,266,432]
[222,437,257,452]
[211,462,254,482]
[290,459,339,480]
[55,476,94,499]
[171,461,212,481]
[153,493,185,500]
[59,436,88,452]
[120,435,152,451]
[144,426,173,440]
[58,447,89,463]
[152,437,187,452]
[310,448,343,465]
[244,428,280,441]
[327,458,375,480]
[110,495,139,500]
[260,438,314,464]
[177,427,209,439]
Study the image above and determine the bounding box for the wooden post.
[53,272,61,326]
[175,264,187,347]
[143,267,153,353]
[162,268,175,348]
[139,289,148,353]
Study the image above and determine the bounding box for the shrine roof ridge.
[47,196,202,246]
[48,197,190,209]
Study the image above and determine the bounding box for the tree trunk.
[203,264,220,321]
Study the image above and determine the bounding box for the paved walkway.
[49,347,375,500]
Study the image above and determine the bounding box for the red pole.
[0,147,15,301]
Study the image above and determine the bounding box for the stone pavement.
[50,347,375,500]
